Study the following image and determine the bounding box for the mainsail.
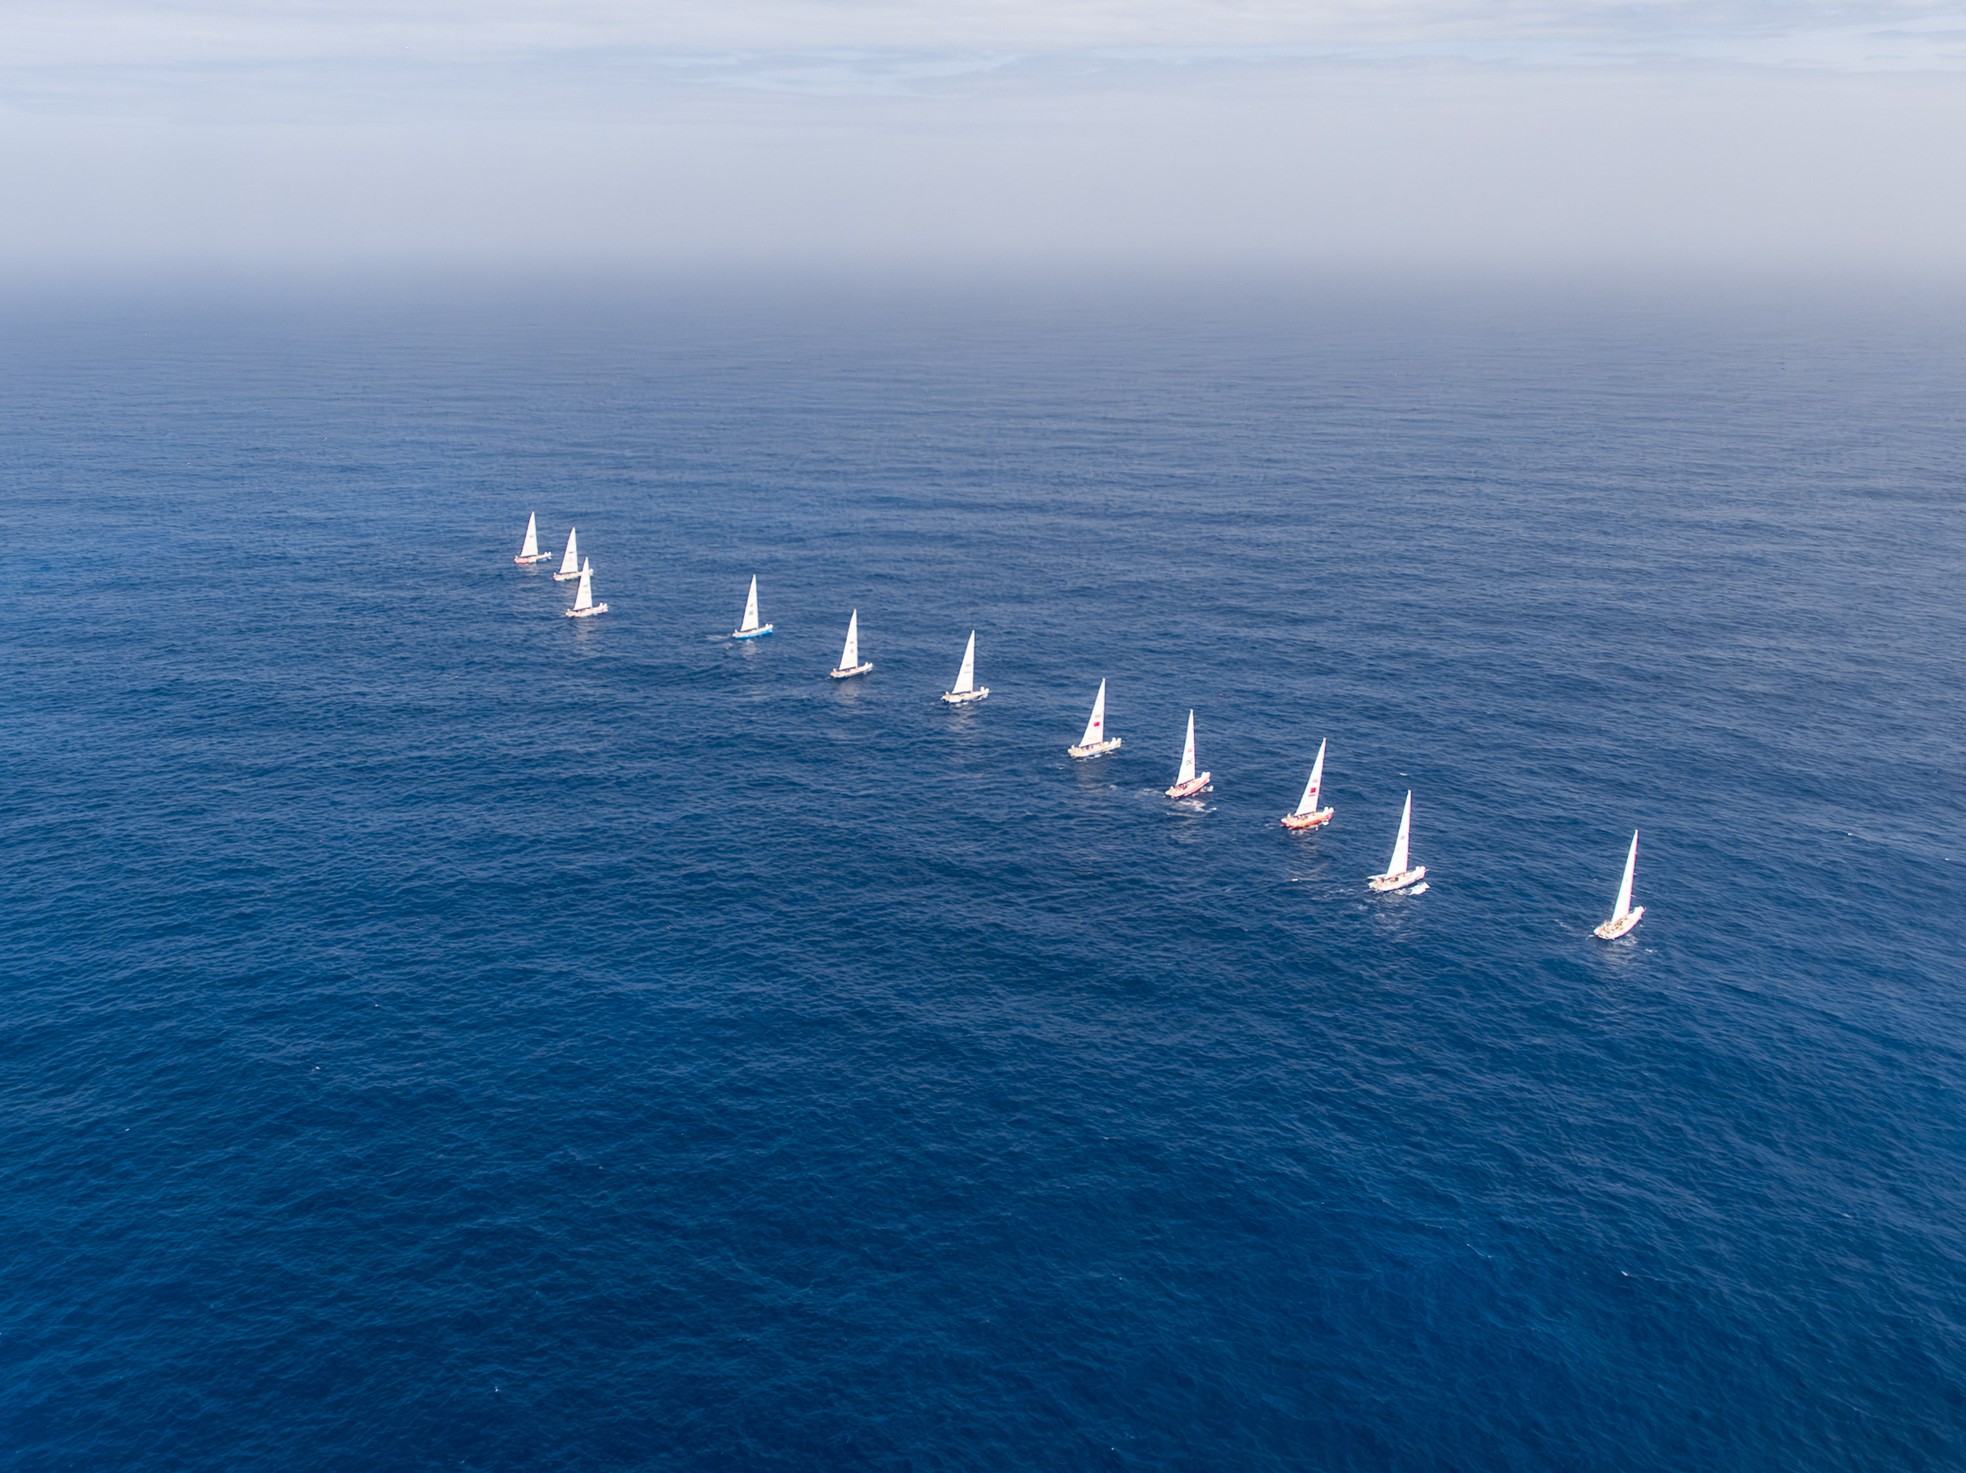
[1612,830,1639,923]
[1295,739,1327,815]
[1387,792,1412,876]
[952,632,976,695]
[1079,680,1107,748]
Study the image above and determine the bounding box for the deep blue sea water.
[2,278,1963,1470]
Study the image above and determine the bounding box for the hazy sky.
[3,1,1963,274]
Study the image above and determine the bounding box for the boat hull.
[1281,807,1334,830]
[514,553,550,565]
[941,687,989,705]
[733,624,774,640]
[1165,773,1213,800]
[564,603,609,619]
[1594,906,1644,940]
[1068,738,1122,759]
[1369,865,1426,893]
[830,662,873,679]
[552,568,582,581]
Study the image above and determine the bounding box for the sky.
[2,1,1963,275]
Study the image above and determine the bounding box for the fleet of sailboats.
[510,512,1649,937]
[1594,830,1644,939]
[1164,711,1213,799]
[733,576,773,640]
[1280,739,1333,829]
[1068,679,1122,758]
[1367,792,1426,893]
[830,610,872,679]
[941,631,988,705]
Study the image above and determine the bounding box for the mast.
[519,512,539,560]
[573,559,594,613]
[741,576,761,634]
[558,526,580,577]
[840,610,859,668]
[1177,711,1197,785]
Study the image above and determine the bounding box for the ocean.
[2,277,1963,1469]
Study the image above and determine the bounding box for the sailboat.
[1068,679,1122,758]
[1368,791,1426,892]
[732,575,773,639]
[940,631,988,704]
[563,558,608,618]
[1280,739,1335,829]
[513,511,550,565]
[830,609,872,678]
[1594,830,1645,939]
[1164,710,1212,799]
[552,525,582,581]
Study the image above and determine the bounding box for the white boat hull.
[564,602,609,619]
[1369,865,1426,893]
[1069,737,1122,759]
[514,553,550,566]
[552,568,582,581]
[1281,807,1334,830]
[830,662,873,679]
[733,624,774,640]
[1165,772,1212,800]
[1594,906,1644,940]
[942,687,989,705]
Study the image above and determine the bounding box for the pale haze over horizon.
[3,0,1964,279]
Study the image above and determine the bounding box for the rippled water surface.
[2,280,1963,1470]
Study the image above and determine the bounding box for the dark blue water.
[3,279,1963,1470]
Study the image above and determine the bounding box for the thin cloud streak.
[4,0,1964,77]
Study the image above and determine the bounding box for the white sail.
[573,558,594,612]
[739,576,761,634]
[1612,829,1639,923]
[1387,792,1412,876]
[519,512,539,560]
[1176,710,1197,786]
[952,631,976,694]
[557,525,580,577]
[1079,680,1108,748]
[839,610,859,669]
[1296,739,1327,815]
